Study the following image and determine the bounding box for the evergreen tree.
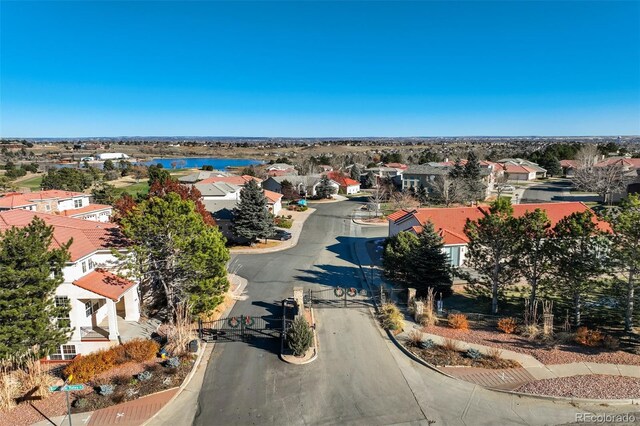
[119,193,230,317]
[103,159,115,171]
[416,185,428,205]
[315,176,336,199]
[41,168,93,192]
[363,171,377,189]
[406,223,453,296]
[91,181,118,205]
[232,179,274,242]
[147,164,170,186]
[512,209,553,305]
[539,155,562,177]
[548,211,609,326]
[286,316,314,357]
[382,231,420,282]
[607,194,640,332]
[350,165,361,181]
[280,179,297,200]
[0,218,72,359]
[463,198,520,314]
[463,152,487,203]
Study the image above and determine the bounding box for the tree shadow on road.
[294,263,363,289]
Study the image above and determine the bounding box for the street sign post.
[50,379,83,426]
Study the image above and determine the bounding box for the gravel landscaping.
[405,343,521,369]
[515,375,640,399]
[424,325,640,366]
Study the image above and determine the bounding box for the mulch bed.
[424,325,640,366]
[405,344,520,369]
[1,355,195,426]
[515,375,640,399]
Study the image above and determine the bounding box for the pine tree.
[0,218,72,359]
[463,198,520,314]
[315,176,336,199]
[350,165,361,181]
[548,210,609,326]
[406,223,453,296]
[382,231,420,282]
[607,194,640,332]
[463,152,487,204]
[232,179,274,242]
[286,316,314,357]
[91,181,118,205]
[119,193,230,317]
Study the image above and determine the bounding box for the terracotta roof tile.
[263,189,283,203]
[73,269,135,301]
[198,175,262,186]
[59,204,112,217]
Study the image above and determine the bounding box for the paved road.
[522,179,600,203]
[194,199,638,426]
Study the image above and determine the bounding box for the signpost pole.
[66,389,72,426]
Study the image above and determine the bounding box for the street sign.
[49,384,84,392]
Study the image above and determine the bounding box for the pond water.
[144,157,262,170]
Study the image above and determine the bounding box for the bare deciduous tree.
[391,190,419,211]
[368,186,387,217]
[428,175,464,207]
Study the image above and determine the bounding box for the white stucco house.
[0,190,112,222]
[0,209,140,360]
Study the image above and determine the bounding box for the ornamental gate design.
[198,315,282,342]
[307,287,373,308]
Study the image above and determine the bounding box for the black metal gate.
[198,315,282,342]
[308,287,373,308]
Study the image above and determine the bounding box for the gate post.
[380,285,386,305]
[240,315,245,341]
[344,288,347,308]
[198,318,202,340]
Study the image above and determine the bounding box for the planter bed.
[424,325,640,366]
[405,343,520,369]
[515,375,640,399]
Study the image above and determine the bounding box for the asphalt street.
[522,179,600,203]
[194,199,638,426]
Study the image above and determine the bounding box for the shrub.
[497,317,518,334]
[137,371,152,382]
[419,312,438,328]
[521,324,540,340]
[286,316,314,357]
[575,327,604,347]
[379,303,405,331]
[165,357,181,368]
[123,339,159,362]
[98,384,115,396]
[112,375,130,386]
[407,330,423,347]
[111,391,126,404]
[274,216,293,229]
[419,339,435,350]
[466,348,482,360]
[447,314,469,330]
[442,338,460,352]
[73,397,88,409]
[486,347,503,360]
[603,335,620,351]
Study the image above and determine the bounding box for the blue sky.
[1,1,639,137]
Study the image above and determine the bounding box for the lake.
[145,157,262,170]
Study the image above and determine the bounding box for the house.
[96,153,129,161]
[193,182,242,201]
[0,210,141,360]
[497,158,547,180]
[384,163,409,173]
[266,163,297,177]
[401,164,450,190]
[262,175,339,198]
[387,202,608,267]
[326,172,360,195]
[198,175,263,187]
[560,160,579,178]
[264,190,283,215]
[0,190,112,222]
[178,170,230,184]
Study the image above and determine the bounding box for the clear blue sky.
[1,1,639,137]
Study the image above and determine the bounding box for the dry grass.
[0,346,57,411]
[379,303,405,331]
[442,338,460,352]
[486,346,503,360]
[407,330,424,347]
[164,302,195,356]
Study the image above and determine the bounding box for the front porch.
[81,316,161,342]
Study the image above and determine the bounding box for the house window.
[82,262,87,273]
[443,246,461,267]
[45,203,51,211]
[49,344,76,361]
[88,259,95,270]
[74,199,83,208]
[55,296,70,328]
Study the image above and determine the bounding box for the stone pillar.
[407,288,416,306]
[414,301,424,322]
[293,286,304,318]
[106,300,119,341]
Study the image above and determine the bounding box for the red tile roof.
[384,163,409,170]
[327,172,360,188]
[73,269,135,301]
[0,210,124,261]
[198,175,262,186]
[560,160,579,169]
[0,190,86,208]
[504,164,537,174]
[389,202,609,245]
[263,189,283,204]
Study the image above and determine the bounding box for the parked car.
[270,229,292,241]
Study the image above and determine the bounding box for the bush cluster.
[274,215,293,229]
[64,339,159,383]
[496,317,518,334]
[379,303,404,331]
[447,314,469,330]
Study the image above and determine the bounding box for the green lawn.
[115,181,149,196]
[18,175,43,190]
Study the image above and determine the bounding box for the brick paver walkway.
[87,388,178,426]
[441,366,536,390]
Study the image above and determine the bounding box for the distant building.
[178,170,231,184]
[96,153,130,161]
[497,158,546,180]
[266,163,297,177]
[262,175,339,198]
[326,172,361,195]
[0,190,112,222]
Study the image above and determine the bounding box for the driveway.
[194,199,637,425]
[522,179,601,204]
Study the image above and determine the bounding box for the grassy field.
[18,175,43,190]
[114,181,149,196]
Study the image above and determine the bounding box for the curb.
[352,238,640,407]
